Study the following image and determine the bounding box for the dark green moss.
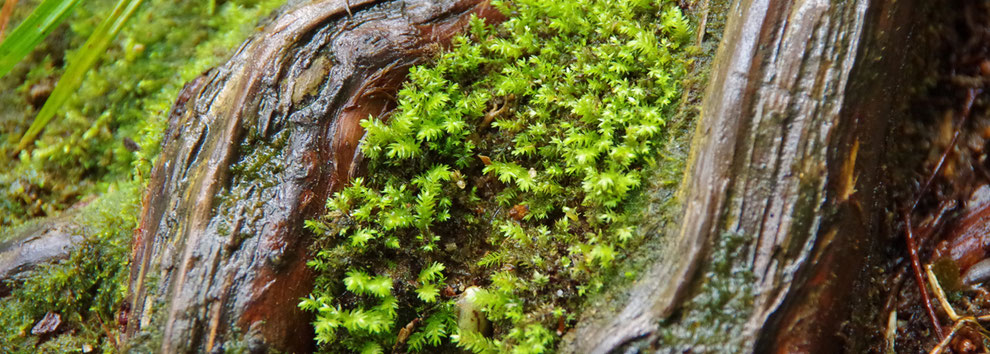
[655,231,756,352]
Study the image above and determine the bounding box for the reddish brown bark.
[122,1,503,352]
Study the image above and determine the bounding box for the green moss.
[0,182,138,352]
[0,0,288,228]
[655,232,755,352]
[302,0,700,352]
[0,0,289,350]
[561,0,732,339]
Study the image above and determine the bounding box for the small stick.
[693,0,709,46]
[927,264,960,321]
[904,88,982,339]
[0,0,18,42]
[905,213,945,338]
[885,310,898,353]
[928,318,974,354]
[926,256,990,353]
[94,312,119,350]
[480,101,507,130]
[910,88,980,212]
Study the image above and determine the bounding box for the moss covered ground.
[0,0,287,229]
[0,0,287,350]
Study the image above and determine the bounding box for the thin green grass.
[0,0,83,78]
[17,0,144,150]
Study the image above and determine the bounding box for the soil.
[884,1,990,352]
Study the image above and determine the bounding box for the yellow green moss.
[301,0,702,352]
[0,181,138,352]
[0,0,288,229]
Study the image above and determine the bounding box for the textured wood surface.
[562,0,931,351]
[122,1,502,351]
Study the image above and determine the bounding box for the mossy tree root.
[122,0,503,351]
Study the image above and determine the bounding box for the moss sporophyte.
[300,0,695,352]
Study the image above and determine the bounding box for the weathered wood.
[121,0,502,351]
[561,0,933,351]
[0,211,83,297]
[753,0,936,350]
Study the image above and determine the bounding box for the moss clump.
[300,0,696,352]
[0,182,138,352]
[0,0,289,350]
[0,0,288,228]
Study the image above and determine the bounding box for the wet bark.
[109,0,946,350]
[121,0,502,352]
[560,0,933,352]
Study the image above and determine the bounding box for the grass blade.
[18,0,144,151]
[0,0,84,78]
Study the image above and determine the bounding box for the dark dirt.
[883,1,990,352]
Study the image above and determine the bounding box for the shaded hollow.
[874,1,990,352]
[122,0,503,352]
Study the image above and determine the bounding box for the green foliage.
[19,0,145,150]
[303,0,696,352]
[408,308,457,351]
[300,265,457,352]
[0,0,84,78]
[416,262,446,303]
[0,0,288,228]
[0,182,139,352]
[0,0,290,350]
[453,328,498,353]
[299,270,399,348]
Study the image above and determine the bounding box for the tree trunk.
[121,1,503,352]
[560,0,936,351]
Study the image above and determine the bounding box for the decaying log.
[561,0,934,351]
[122,0,502,351]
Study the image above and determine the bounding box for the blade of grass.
[0,0,83,78]
[17,0,143,151]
